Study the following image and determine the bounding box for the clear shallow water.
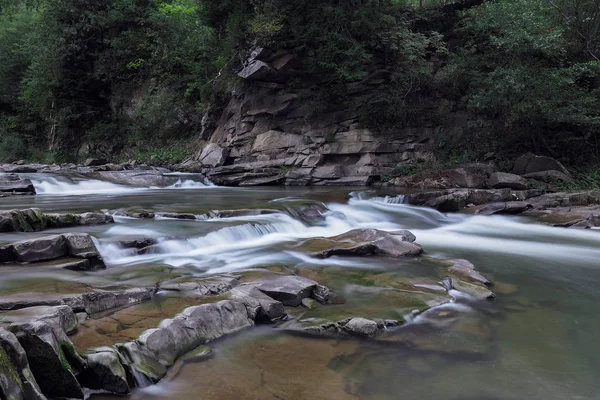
[1,174,600,400]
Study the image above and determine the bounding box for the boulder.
[63,233,105,269]
[198,143,229,168]
[513,154,569,175]
[476,201,533,215]
[245,275,318,307]
[116,342,167,385]
[0,176,35,194]
[489,172,528,190]
[229,286,286,322]
[11,235,68,263]
[0,328,45,400]
[8,321,84,399]
[80,347,129,395]
[0,208,46,232]
[72,288,153,314]
[302,229,423,259]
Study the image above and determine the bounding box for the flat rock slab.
[245,275,318,306]
[476,201,532,215]
[0,305,78,335]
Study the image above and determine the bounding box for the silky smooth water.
[2,173,599,400]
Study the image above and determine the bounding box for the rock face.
[513,153,569,175]
[300,229,423,259]
[4,233,106,269]
[0,328,45,400]
[8,321,85,399]
[188,47,442,186]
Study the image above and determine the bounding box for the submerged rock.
[300,229,422,259]
[444,259,491,287]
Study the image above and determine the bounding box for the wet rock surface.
[299,229,423,258]
[1,233,106,269]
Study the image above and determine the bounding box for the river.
[1,173,599,400]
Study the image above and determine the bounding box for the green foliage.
[438,0,600,165]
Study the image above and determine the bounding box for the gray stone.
[116,342,167,385]
[74,288,153,315]
[230,286,286,322]
[489,172,528,190]
[246,275,318,307]
[0,178,35,194]
[449,278,495,300]
[0,328,45,400]
[445,259,491,286]
[513,154,569,175]
[252,131,303,153]
[237,60,275,80]
[0,305,78,335]
[90,170,170,187]
[80,347,129,394]
[11,235,68,263]
[342,318,378,337]
[8,321,84,399]
[306,229,423,259]
[476,201,533,215]
[522,170,572,183]
[311,285,332,304]
[198,143,229,168]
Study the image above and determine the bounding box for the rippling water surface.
[2,174,599,400]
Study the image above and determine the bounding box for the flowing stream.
[1,173,599,400]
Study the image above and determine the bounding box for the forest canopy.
[0,0,598,165]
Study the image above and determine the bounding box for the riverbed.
[1,173,599,400]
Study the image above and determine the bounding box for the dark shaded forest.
[0,0,599,168]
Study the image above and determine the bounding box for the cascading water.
[3,176,599,400]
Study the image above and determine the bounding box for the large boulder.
[488,172,528,190]
[0,328,45,400]
[513,154,569,175]
[0,174,35,195]
[342,317,379,338]
[138,300,253,366]
[8,321,84,399]
[245,275,318,307]
[300,229,422,259]
[11,235,68,263]
[84,158,107,167]
[7,233,106,268]
[476,201,532,215]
